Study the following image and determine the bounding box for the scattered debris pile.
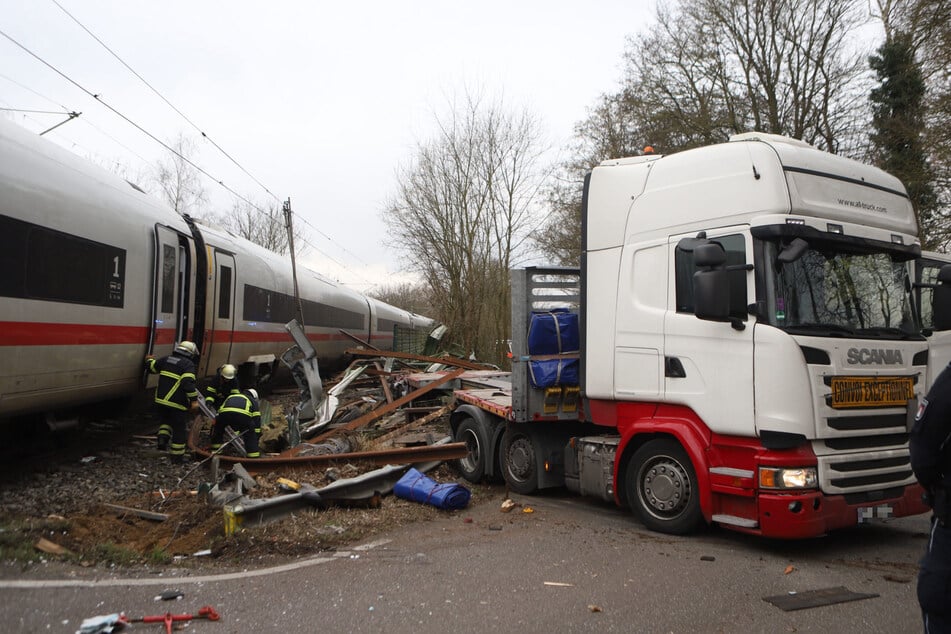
[0,333,500,572]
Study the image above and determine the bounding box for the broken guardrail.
[221,441,453,534]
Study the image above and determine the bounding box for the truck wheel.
[455,416,487,483]
[626,439,701,535]
[501,430,538,495]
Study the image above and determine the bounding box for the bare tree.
[220,198,305,256]
[369,281,434,317]
[536,0,872,263]
[384,91,546,364]
[626,0,869,152]
[535,95,647,266]
[152,133,207,217]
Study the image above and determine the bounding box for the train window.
[0,214,125,307]
[161,244,176,313]
[377,318,398,333]
[242,283,365,328]
[304,297,365,329]
[218,265,232,319]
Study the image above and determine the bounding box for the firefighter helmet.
[220,364,237,380]
[175,341,199,357]
[247,388,258,400]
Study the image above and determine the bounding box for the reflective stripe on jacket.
[218,392,261,429]
[146,353,198,411]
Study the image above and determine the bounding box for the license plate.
[830,376,914,409]
[857,504,894,523]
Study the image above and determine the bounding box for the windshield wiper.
[854,326,921,340]
[784,323,855,337]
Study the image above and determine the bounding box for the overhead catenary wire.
[0,106,73,115]
[28,5,380,279]
[49,0,281,204]
[0,70,72,110]
[294,213,373,268]
[0,27,263,208]
[2,22,381,286]
[0,73,153,166]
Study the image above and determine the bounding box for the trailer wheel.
[626,439,701,535]
[501,430,538,495]
[455,416,487,483]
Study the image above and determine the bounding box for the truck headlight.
[759,467,818,490]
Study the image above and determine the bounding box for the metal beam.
[190,439,468,473]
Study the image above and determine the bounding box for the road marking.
[0,538,391,589]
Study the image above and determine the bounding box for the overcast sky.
[1,1,656,292]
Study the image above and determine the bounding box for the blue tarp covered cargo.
[394,468,471,510]
[527,309,579,355]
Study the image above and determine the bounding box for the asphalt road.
[0,489,930,633]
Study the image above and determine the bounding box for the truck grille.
[826,413,906,432]
[815,444,917,495]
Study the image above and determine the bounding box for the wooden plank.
[291,369,465,450]
[369,405,451,449]
[102,503,169,522]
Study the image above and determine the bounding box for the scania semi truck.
[450,132,948,538]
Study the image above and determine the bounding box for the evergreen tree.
[869,33,939,248]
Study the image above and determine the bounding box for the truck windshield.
[763,240,920,339]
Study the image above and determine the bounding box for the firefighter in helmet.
[212,388,262,458]
[205,363,239,410]
[144,341,200,463]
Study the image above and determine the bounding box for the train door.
[203,250,237,375]
[148,225,190,354]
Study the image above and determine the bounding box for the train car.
[0,117,434,422]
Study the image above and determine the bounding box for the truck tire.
[501,429,538,495]
[626,438,702,535]
[455,415,487,483]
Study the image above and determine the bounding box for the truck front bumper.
[749,483,930,538]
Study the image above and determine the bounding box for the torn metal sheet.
[763,586,879,611]
[281,319,324,443]
[301,364,369,437]
[295,437,351,457]
[222,447,449,534]
[205,463,258,506]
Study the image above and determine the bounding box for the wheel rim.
[459,427,482,473]
[636,452,692,521]
[506,436,534,483]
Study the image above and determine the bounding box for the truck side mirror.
[933,265,951,331]
[694,243,727,268]
[693,243,730,321]
[776,238,809,265]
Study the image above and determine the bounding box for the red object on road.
[125,605,220,633]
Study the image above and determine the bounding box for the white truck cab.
[582,133,928,535]
[453,133,937,538]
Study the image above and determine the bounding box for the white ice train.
[0,118,434,422]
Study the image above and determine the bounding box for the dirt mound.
[0,427,488,573]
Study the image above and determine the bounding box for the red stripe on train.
[0,321,388,347]
[0,321,153,345]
